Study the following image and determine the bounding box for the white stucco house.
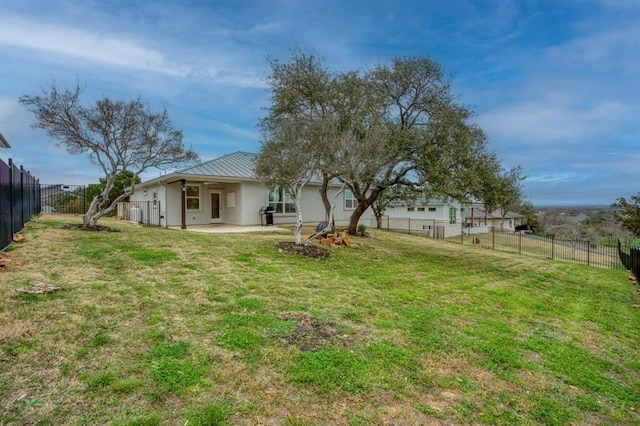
[463,205,524,232]
[377,198,464,238]
[126,151,371,229]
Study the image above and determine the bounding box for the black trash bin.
[259,206,275,226]
[265,205,274,225]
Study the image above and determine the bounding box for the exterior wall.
[128,182,168,226]
[129,180,373,227]
[378,200,463,238]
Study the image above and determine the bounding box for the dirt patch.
[278,312,351,351]
[62,223,120,232]
[275,242,331,259]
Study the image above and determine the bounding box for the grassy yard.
[1,215,639,425]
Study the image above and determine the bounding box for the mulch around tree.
[62,224,120,232]
[275,242,332,259]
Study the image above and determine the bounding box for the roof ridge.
[175,150,256,174]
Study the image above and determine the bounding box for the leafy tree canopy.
[611,193,640,236]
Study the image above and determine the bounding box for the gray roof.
[0,132,10,149]
[176,151,256,179]
[464,207,523,220]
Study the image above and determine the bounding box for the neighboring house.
[463,205,524,232]
[378,198,464,238]
[127,151,371,228]
[0,132,10,149]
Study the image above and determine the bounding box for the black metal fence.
[116,201,164,227]
[459,228,628,270]
[374,215,458,239]
[0,158,41,251]
[40,184,86,214]
[618,241,640,280]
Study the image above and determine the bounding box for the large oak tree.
[259,52,519,235]
[21,82,198,227]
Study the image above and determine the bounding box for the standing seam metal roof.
[176,151,257,179]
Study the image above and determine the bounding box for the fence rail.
[117,201,164,227]
[40,184,86,214]
[0,158,41,251]
[618,241,640,280]
[457,228,630,270]
[372,215,458,239]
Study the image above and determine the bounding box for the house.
[0,132,10,149]
[127,151,371,228]
[377,198,464,238]
[463,205,524,232]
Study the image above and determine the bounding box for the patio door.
[210,191,222,223]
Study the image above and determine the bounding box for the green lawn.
[1,214,639,425]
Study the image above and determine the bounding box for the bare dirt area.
[278,312,351,351]
[275,242,332,259]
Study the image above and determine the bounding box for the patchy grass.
[0,214,639,425]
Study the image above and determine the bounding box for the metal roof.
[176,151,257,178]
[0,132,10,149]
[463,207,524,220]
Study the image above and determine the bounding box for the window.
[407,207,415,212]
[269,187,295,213]
[449,207,457,224]
[344,189,358,210]
[417,207,425,212]
[428,207,436,212]
[186,185,200,210]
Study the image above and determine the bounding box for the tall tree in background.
[85,171,141,215]
[482,165,525,230]
[20,81,198,228]
[611,192,640,236]
[516,201,541,231]
[371,185,421,229]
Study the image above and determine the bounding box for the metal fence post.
[551,235,555,260]
[492,226,495,249]
[519,231,522,254]
[408,217,411,235]
[587,240,590,266]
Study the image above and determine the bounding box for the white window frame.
[269,187,296,214]
[344,189,358,210]
[449,207,457,224]
[186,184,201,211]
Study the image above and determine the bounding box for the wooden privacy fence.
[0,158,41,251]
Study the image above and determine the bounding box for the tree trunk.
[375,211,382,228]
[346,202,370,235]
[319,175,332,221]
[293,187,304,245]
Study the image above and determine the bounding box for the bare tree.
[21,81,198,227]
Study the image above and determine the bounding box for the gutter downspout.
[180,179,187,229]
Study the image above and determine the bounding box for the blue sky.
[0,0,638,206]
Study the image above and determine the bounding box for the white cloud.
[0,16,190,77]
